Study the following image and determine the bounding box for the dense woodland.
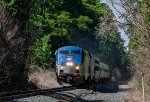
[0,0,149,98]
[109,0,150,100]
[127,0,150,95]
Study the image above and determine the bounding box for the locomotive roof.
[57,46,83,51]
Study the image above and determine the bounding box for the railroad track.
[0,83,97,102]
[58,91,96,102]
[0,82,130,102]
[0,86,77,102]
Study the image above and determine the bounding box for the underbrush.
[127,77,150,102]
[28,68,60,89]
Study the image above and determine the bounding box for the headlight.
[66,62,70,66]
[60,67,63,70]
[66,62,73,66]
[76,66,79,70]
[69,62,73,66]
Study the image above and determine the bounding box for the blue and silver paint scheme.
[56,46,83,78]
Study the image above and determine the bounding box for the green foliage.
[129,40,137,49]
[31,34,52,68]
[140,0,150,28]
[76,16,93,31]
[29,0,129,70]
[5,0,29,22]
[56,11,72,28]
[99,32,130,68]
[0,0,130,84]
[82,0,106,24]
[29,0,107,69]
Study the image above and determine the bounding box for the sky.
[100,0,130,47]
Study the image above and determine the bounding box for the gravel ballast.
[10,84,129,102]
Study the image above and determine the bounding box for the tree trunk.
[0,0,30,86]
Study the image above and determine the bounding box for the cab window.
[59,50,69,54]
[71,50,81,54]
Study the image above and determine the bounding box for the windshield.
[59,50,81,54]
[71,50,81,54]
[59,50,69,54]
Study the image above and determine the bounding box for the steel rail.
[0,82,120,101]
[0,86,77,101]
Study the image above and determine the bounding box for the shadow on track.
[44,91,106,102]
[90,83,119,93]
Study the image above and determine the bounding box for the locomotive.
[55,46,110,84]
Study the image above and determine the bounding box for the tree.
[95,3,131,81]
[29,0,106,69]
[107,0,150,99]
[0,0,30,85]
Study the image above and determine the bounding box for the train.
[55,46,110,84]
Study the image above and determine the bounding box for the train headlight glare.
[66,62,70,66]
[76,66,79,70]
[60,67,63,70]
[69,62,73,66]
